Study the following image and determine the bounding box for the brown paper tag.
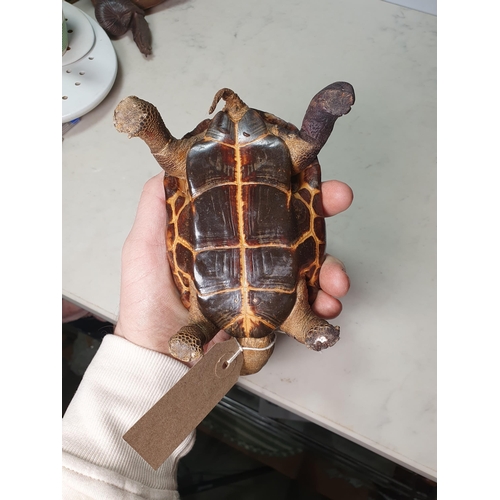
[123,338,243,470]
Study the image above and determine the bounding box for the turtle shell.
[165,107,325,340]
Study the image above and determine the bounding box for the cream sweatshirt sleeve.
[62,334,195,500]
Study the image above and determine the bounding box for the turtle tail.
[209,88,249,121]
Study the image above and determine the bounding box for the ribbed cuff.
[62,334,194,496]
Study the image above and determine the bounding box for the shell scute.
[246,290,297,331]
[204,111,235,145]
[240,136,291,188]
[236,108,268,144]
[243,185,293,246]
[187,140,235,197]
[291,196,311,237]
[174,243,194,278]
[176,204,192,242]
[194,249,240,295]
[198,291,242,330]
[245,247,297,290]
[192,186,239,249]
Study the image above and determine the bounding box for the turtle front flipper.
[114,96,193,178]
[279,279,340,351]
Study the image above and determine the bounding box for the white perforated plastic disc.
[62,2,117,123]
[62,4,95,65]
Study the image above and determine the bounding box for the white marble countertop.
[62,0,436,480]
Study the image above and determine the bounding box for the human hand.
[114,173,352,363]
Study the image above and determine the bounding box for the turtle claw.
[305,323,340,351]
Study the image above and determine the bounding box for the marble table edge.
[238,378,437,481]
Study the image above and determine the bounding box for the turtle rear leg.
[279,278,340,351]
[169,318,219,363]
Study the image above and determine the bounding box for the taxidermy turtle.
[114,82,355,375]
[91,0,165,56]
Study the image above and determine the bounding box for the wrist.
[113,321,191,366]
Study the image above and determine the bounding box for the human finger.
[319,254,350,298]
[126,173,166,247]
[201,330,232,354]
[321,180,353,217]
[311,290,343,319]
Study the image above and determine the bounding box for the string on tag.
[224,333,277,367]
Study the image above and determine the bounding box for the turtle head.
[209,88,249,122]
